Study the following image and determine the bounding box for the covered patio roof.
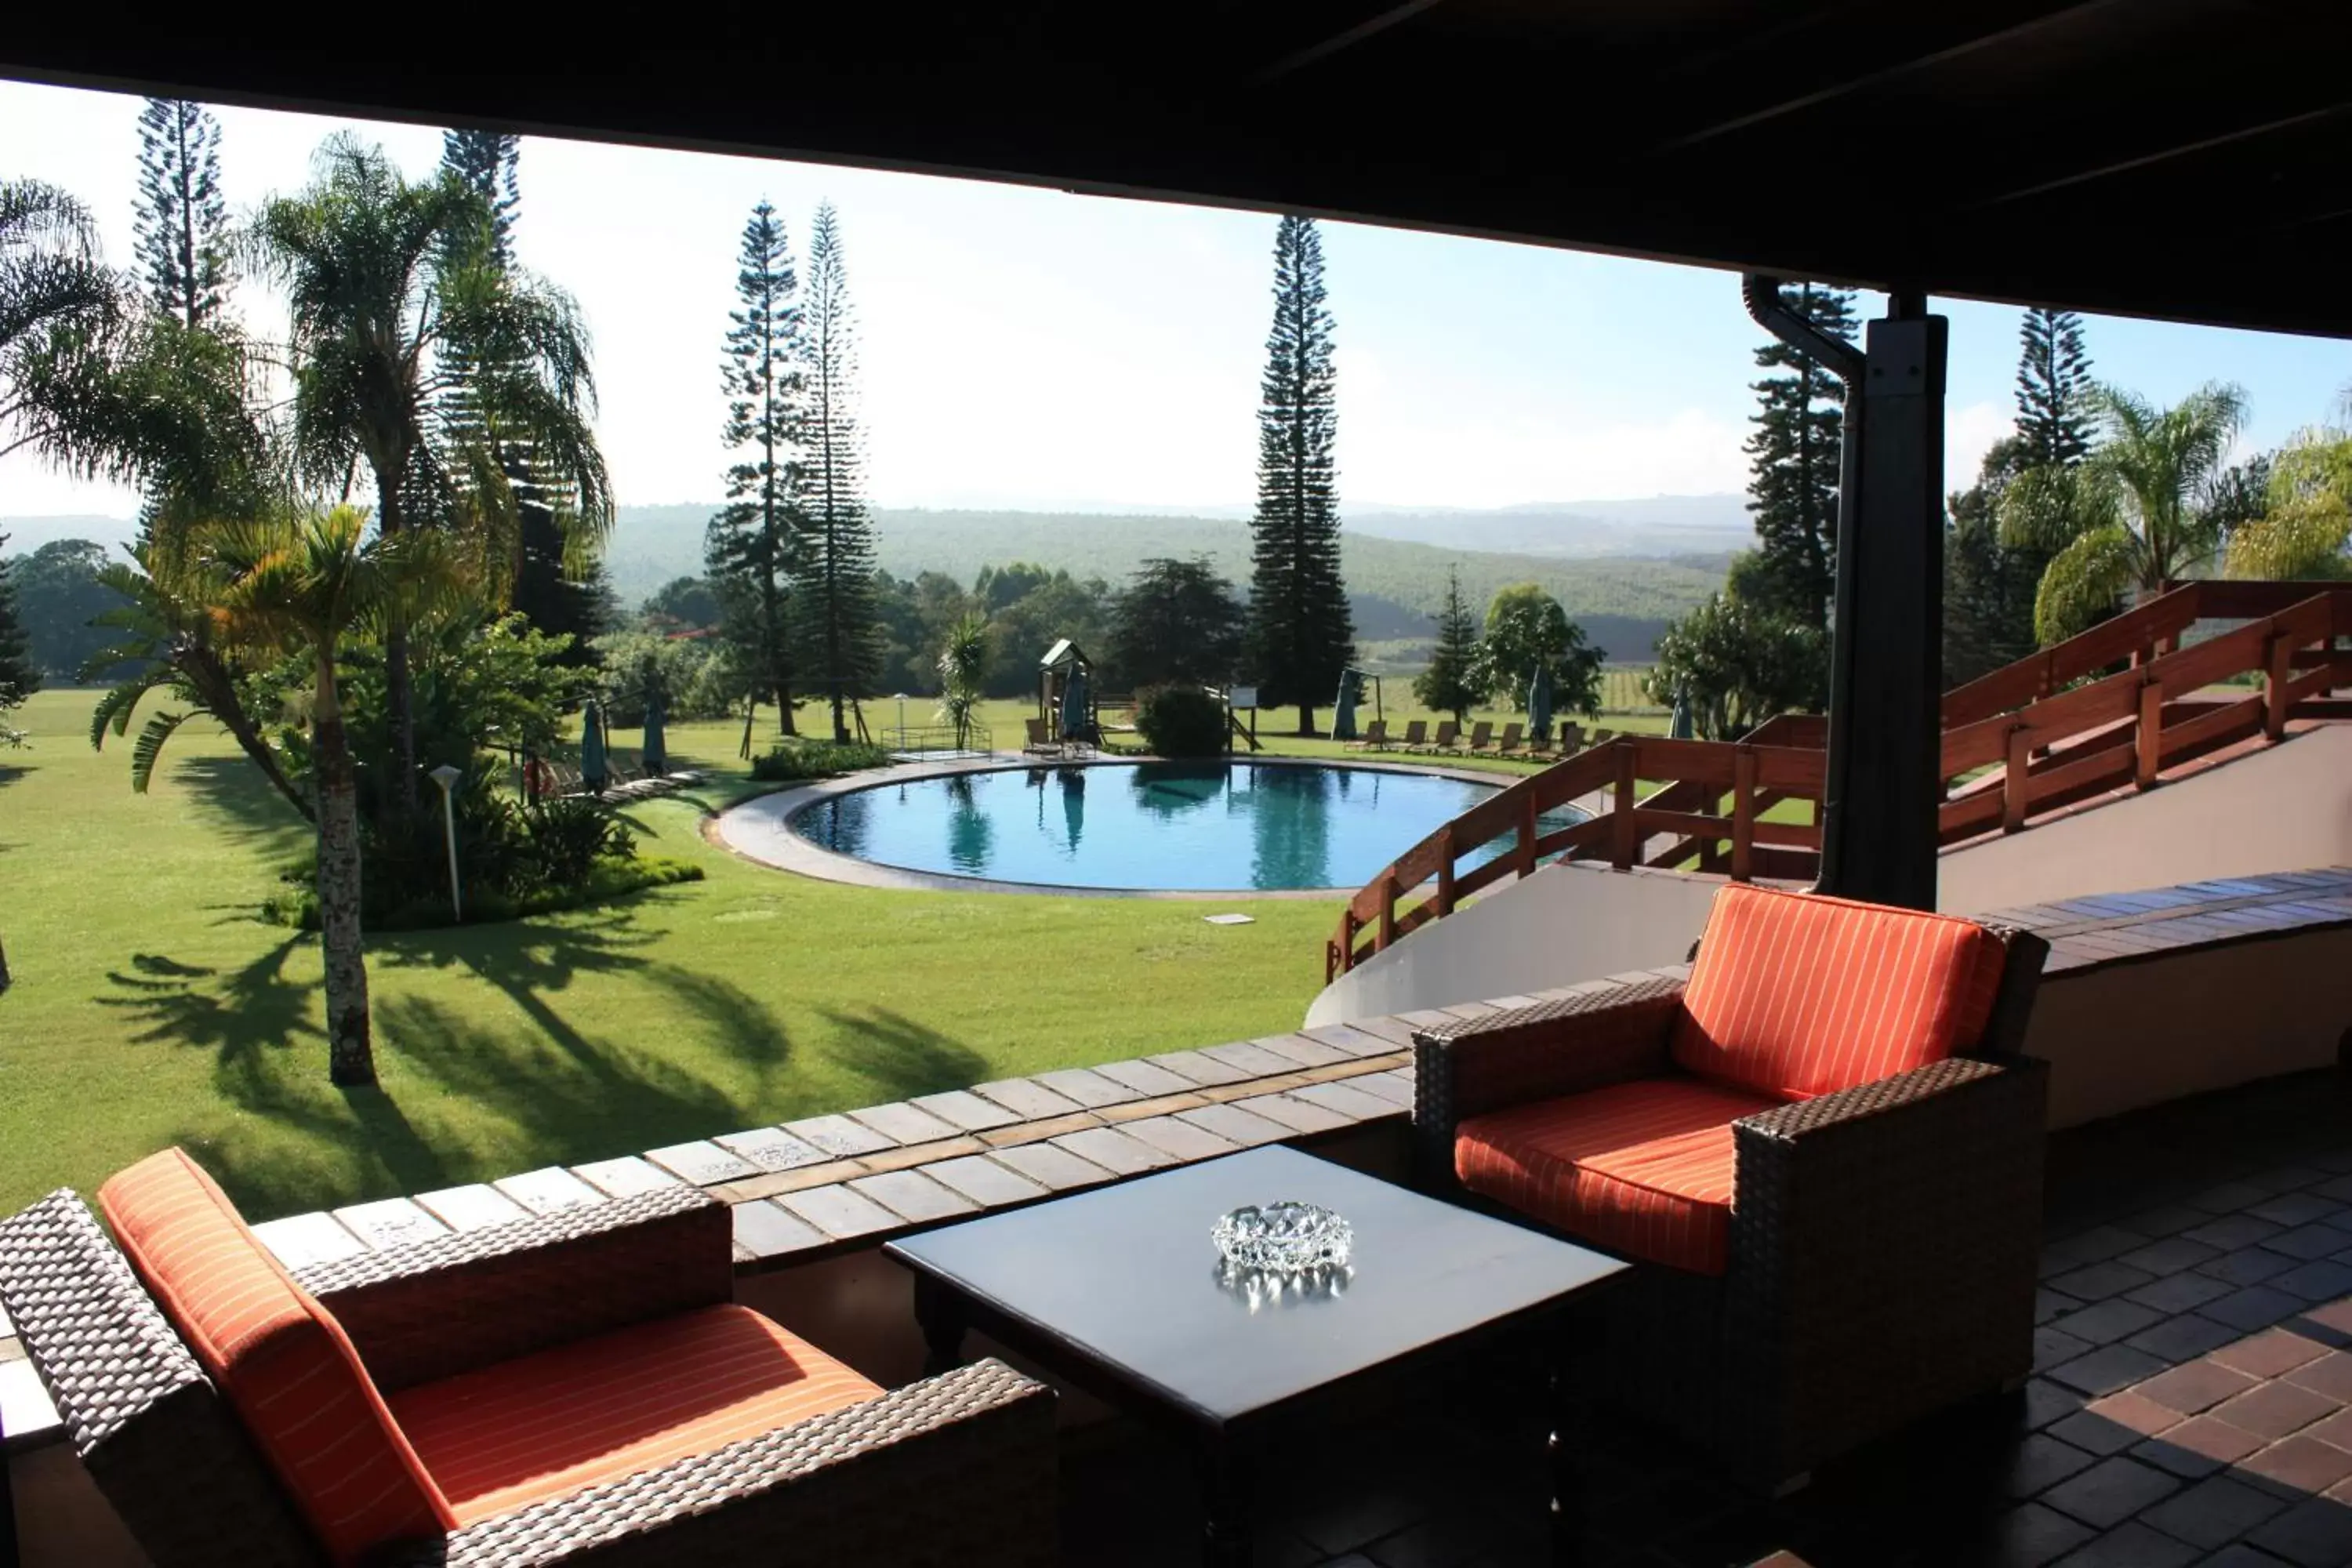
[6,2,2351,339]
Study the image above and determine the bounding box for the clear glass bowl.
[1210,1200,1353,1273]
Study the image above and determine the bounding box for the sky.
[4,76,2349,524]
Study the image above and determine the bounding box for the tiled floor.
[1061,1069,2352,1566]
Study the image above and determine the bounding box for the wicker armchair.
[0,1160,1056,1567]
[1413,884,2049,1490]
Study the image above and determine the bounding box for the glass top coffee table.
[885,1144,1628,1566]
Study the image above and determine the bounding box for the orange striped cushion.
[390,1304,884,1523]
[1456,1077,1777,1274]
[1670,884,2007,1100]
[98,1149,453,1563]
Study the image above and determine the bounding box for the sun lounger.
[1345,719,1390,752]
[1462,721,1495,753]
[1414,720,1461,754]
[1494,722,1525,757]
[1394,719,1428,751]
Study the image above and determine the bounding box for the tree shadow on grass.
[812,1004,993,1106]
[168,753,311,851]
[100,910,800,1217]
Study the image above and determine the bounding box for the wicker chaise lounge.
[0,1149,1056,1567]
[1412,883,2049,1490]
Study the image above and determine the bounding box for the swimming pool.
[786,760,1586,892]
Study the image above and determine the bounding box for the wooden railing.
[1325,579,2352,983]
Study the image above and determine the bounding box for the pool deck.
[712,748,1535,898]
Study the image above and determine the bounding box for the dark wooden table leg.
[1548,1324,1587,1568]
[1198,1443,1252,1568]
[912,1273,967,1377]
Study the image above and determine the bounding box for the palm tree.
[250,136,612,816]
[1,179,122,467]
[936,612,990,750]
[83,543,313,819]
[196,505,466,1086]
[2002,382,2247,643]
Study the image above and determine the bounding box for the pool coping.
[711,750,1543,899]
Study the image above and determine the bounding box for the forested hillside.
[603,504,1723,659]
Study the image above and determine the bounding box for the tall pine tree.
[1413,566,1481,723]
[1244,215,1353,735]
[1742,282,1857,637]
[437,129,599,654]
[706,200,802,735]
[439,129,520,267]
[134,99,230,328]
[793,203,880,744]
[2016,307,2094,468]
[1944,310,2098,681]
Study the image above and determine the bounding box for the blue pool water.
[789,761,1585,891]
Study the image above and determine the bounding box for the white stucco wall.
[1306,725,2352,1025]
[1304,861,1724,1027]
[1936,724,2352,916]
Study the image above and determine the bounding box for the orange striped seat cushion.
[98,1149,454,1563]
[390,1303,884,1523]
[1670,884,2008,1101]
[1456,1076,1778,1274]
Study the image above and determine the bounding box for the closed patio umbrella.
[1527,666,1555,746]
[1060,768,1086,851]
[1670,685,1693,741]
[643,686,668,775]
[1332,670,1359,742]
[1059,666,1091,741]
[581,702,608,795]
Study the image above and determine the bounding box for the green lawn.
[0,689,1360,1221]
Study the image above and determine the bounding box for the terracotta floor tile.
[1971,1502,2096,1566]
[2240,1433,2352,1495]
[2054,1299,2165,1347]
[2127,1272,2238,1315]
[2003,1434,2101,1499]
[2125,1314,2241,1364]
[2137,1475,2288,1549]
[2049,1345,2170,1398]
[2137,1359,2261,1416]
[2049,1261,2159,1302]
[2298,1405,2352,1452]
[2212,1330,2332,1379]
[2209,1381,2342,1439]
[2282,1351,2352,1402]
[2247,1496,2352,1565]
[2045,1519,2199,1567]
[2133,1415,2267,1479]
[2083,1391,2184,1439]
[2039,1456,2183,1529]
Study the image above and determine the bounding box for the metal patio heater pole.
[428,763,464,921]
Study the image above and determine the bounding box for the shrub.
[262,791,673,929]
[1135,684,1229,758]
[750,738,891,782]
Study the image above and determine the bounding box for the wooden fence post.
[2266,631,2294,740]
[2136,679,2165,789]
[1730,747,1757,881]
[1435,827,1456,917]
[2004,724,2032,831]
[1518,789,1540,877]
[1376,875,1398,953]
[1611,742,1638,871]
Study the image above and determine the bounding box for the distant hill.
[1340,495,1751,557]
[5,498,1737,665]
[608,505,1726,660]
